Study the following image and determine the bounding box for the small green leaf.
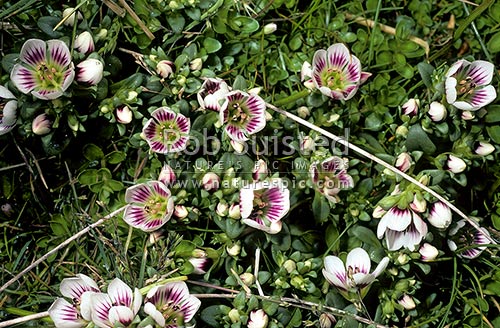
[487,125,500,144]
[406,124,436,154]
[167,13,185,34]
[37,16,64,38]
[417,62,435,89]
[229,16,259,33]
[485,105,500,123]
[350,225,381,248]
[83,144,104,161]
[312,192,330,223]
[487,31,500,53]
[105,151,126,164]
[78,169,99,186]
[200,305,224,326]
[203,37,222,53]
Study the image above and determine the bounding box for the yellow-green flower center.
[457,77,476,96]
[322,67,344,90]
[35,61,65,89]
[229,101,250,125]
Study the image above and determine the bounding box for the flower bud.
[303,79,315,90]
[397,253,410,265]
[418,175,429,186]
[62,8,82,26]
[300,135,315,154]
[126,91,138,102]
[297,106,310,119]
[202,172,220,191]
[474,141,495,156]
[116,106,133,124]
[1,203,14,217]
[239,272,255,286]
[402,98,419,117]
[158,164,176,185]
[428,101,447,122]
[95,29,108,42]
[268,221,282,234]
[319,313,336,328]
[461,111,475,120]
[248,87,262,95]
[248,309,268,328]
[228,203,241,219]
[228,309,240,323]
[32,114,51,135]
[372,205,386,218]
[188,257,211,274]
[283,259,296,273]
[398,295,416,310]
[428,201,452,229]
[253,159,268,181]
[156,60,175,79]
[446,154,466,173]
[226,242,241,256]
[419,243,438,261]
[395,152,411,173]
[395,125,408,137]
[301,62,312,81]
[190,58,202,71]
[74,31,95,54]
[148,230,163,245]
[174,205,188,219]
[76,59,104,85]
[409,192,426,213]
[263,23,277,34]
[216,202,228,216]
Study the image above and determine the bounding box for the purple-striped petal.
[90,293,113,328]
[108,306,135,327]
[323,256,347,290]
[107,278,133,307]
[352,273,375,288]
[47,40,72,69]
[465,60,494,86]
[382,207,412,232]
[48,298,86,328]
[455,85,497,111]
[10,65,37,94]
[19,39,47,67]
[326,43,350,69]
[346,247,371,274]
[385,229,406,251]
[59,274,100,300]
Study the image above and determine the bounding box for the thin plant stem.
[0,206,127,293]
[266,102,496,244]
[0,311,49,328]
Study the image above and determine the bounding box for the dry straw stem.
[345,13,430,57]
[0,311,49,328]
[0,206,127,293]
[266,103,496,245]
